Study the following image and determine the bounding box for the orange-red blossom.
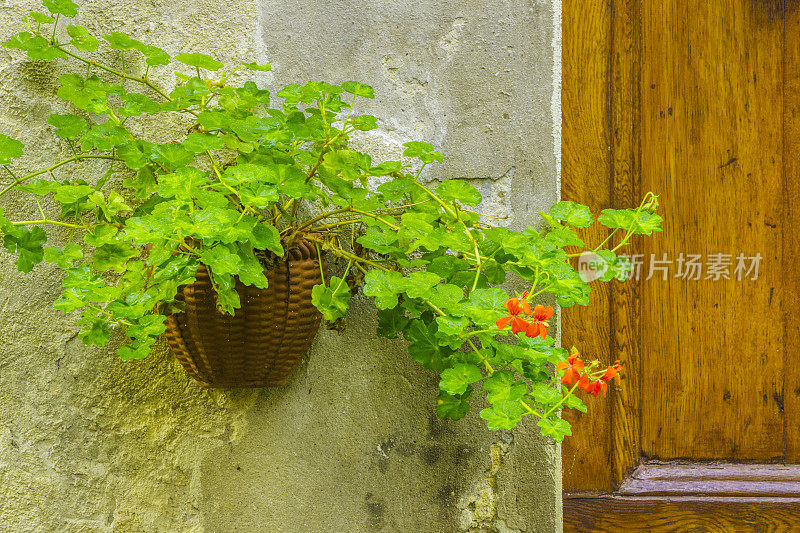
[558,351,622,398]
[496,295,554,339]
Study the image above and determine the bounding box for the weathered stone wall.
[0,0,562,531]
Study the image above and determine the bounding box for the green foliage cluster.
[0,2,662,440]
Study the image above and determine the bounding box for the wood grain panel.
[784,2,800,463]
[560,0,614,493]
[564,497,800,533]
[609,0,641,486]
[638,0,785,460]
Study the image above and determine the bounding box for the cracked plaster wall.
[0,0,562,531]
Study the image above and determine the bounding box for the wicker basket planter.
[163,241,324,388]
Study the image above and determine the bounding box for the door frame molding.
[562,0,800,529]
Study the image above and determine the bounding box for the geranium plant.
[0,1,662,441]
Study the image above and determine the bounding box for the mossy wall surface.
[0,0,563,531]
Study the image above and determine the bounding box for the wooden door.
[561,0,800,530]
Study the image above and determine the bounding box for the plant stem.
[351,209,399,230]
[10,219,87,229]
[460,327,498,339]
[467,338,494,375]
[541,382,581,419]
[308,236,389,272]
[0,155,121,197]
[56,46,181,109]
[315,242,326,285]
[519,399,543,418]
[334,259,353,293]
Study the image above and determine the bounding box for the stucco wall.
[0,0,562,531]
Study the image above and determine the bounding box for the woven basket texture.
[163,241,323,387]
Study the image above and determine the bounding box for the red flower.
[505,296,531,316]
[525,305,554,339]
[511,316,530,334]
[496,296,532,330]
[578,373,606,397]
[600,360,622,386]
[557,352,584,385]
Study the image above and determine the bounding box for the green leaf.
[311,277,351,322]
[598,208,663,235]
[78,315,110,346]
[213,272,240,314]
[67,25,98,52]
[3,32,34,50]
[544,225,584,247]
[356,226,399,254]
[404,319,453,371]
[176,52,223,71]
[84,224,124,248]
[376,174,414,201]
[404,271,441,299]
[235,244,269,289]
[118,93,162,117]
[25,12,55,24]
[157,166,207,200]
[426,284,465,314]
[549,200,594,228]
[483,370,527,404]
[44,243,82,268]
[79,122,129,152]
[123,167,157,199]
[102,32,140,50]
[436,390,470,420]
[563,392,587,413]
[479,402,526,430]
[150,143,193,171]
[348,115,378,131]
[439,363,482,395]
[0,133,24,166]
[376,306,409,339]
[53,287,85,313]
[368,161,404,177]
[126,314,167,339]
[52,182,95,204]
[3,225,47,272]
[363,269,407,309]
[57,73,122,110]
[530,382,561,407]
[118,339,153,360]
[182,132,224,153]
[398,212,437,250]
[322,149,369,181]
[200,244,241,276]
[197,110,231,131]
[43,0,78,17]
[137,45,170,66]
[92,243,138,272]
[402,141,434,158]
[47,114,87,139]
[249,224,283,255]
[537,417,572,442]
[341,81,374,99]
[242,61,271,71]
[402,141,444,164]
[436,180,482,206]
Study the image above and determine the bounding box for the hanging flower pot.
[163,241,324,388]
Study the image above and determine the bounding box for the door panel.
[786,2,800,464]
[562,0,800,530]
[639,0,785,461]
[560,0,615,493]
